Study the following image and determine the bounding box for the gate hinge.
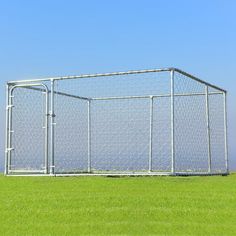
[5,147,14,152]
[6,105,14,110]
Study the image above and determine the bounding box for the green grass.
[0,174,236,236]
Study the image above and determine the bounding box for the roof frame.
[7,67,226,93]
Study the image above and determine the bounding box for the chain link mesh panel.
[90,98,150,172]
[208,93,226,173]
[152,96,171,172]
[174,72,209,172]
[54,93,88,173]
[10,87,47,171]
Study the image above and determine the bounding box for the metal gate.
[6,84,49,174]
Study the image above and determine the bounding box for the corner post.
[170,69,175,174]
[50,79,55,175]
[7,86,14,174]
[4,84,10,175]
[205,86,212,173]
[223,92,229,174]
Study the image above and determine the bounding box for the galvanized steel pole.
[87,100,91,173]
[4,84,9,175]
[8,87,14,173]
[149,96,154,172]
[50,79,55,175]
[171,69,175,174]
[223,92,229,173]
[44,89,49,174]
[205,86,212,173]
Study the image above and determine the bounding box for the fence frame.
[5,68,229,176]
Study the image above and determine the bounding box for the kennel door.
[8,84,49,174]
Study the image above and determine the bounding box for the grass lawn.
[0,174,236,236]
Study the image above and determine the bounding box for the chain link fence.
[5,68,228,176]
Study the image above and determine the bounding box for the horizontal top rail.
[7,68,171,84]
[91,91,223,101]
[7,67,226,93]
[10,86,224,100]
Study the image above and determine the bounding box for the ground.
[0,174,236,236]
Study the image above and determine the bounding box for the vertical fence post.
[5,84,9,175]
[149,96,153,172]
[87,99,91,173]
[50,79,55,175]
[170,69,175,174]
[205,86,212,173]
[223,92,229,174]
[8,87,14,174]
[44,88,49,174]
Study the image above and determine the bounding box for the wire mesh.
[208,93,226,173]
[10,87,47,172]
[54,71,170,98]
[90,98,150,172]
[174,72,209,172]
[152,96,172,172]
[54,92,88,173]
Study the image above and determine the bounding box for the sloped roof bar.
[174,68,226,93]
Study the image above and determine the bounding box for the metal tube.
[91,92,223,101]
[50,79,55,175]
[205,86,212,173]
[173,68,226,93]
[6,171,227,177]
[8,169,46,173]
[54,92,89,101]
[11,85,223,101]
[170,70,175,174]
[8,88,14,172]
[8,68,172,84]
[87,100,91,173]
[22,86,90,101]
[8,83,49,174]
[44,89,49,174]
[223,92,229,173]
[4,84,9,175]
[149,96,153,172]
